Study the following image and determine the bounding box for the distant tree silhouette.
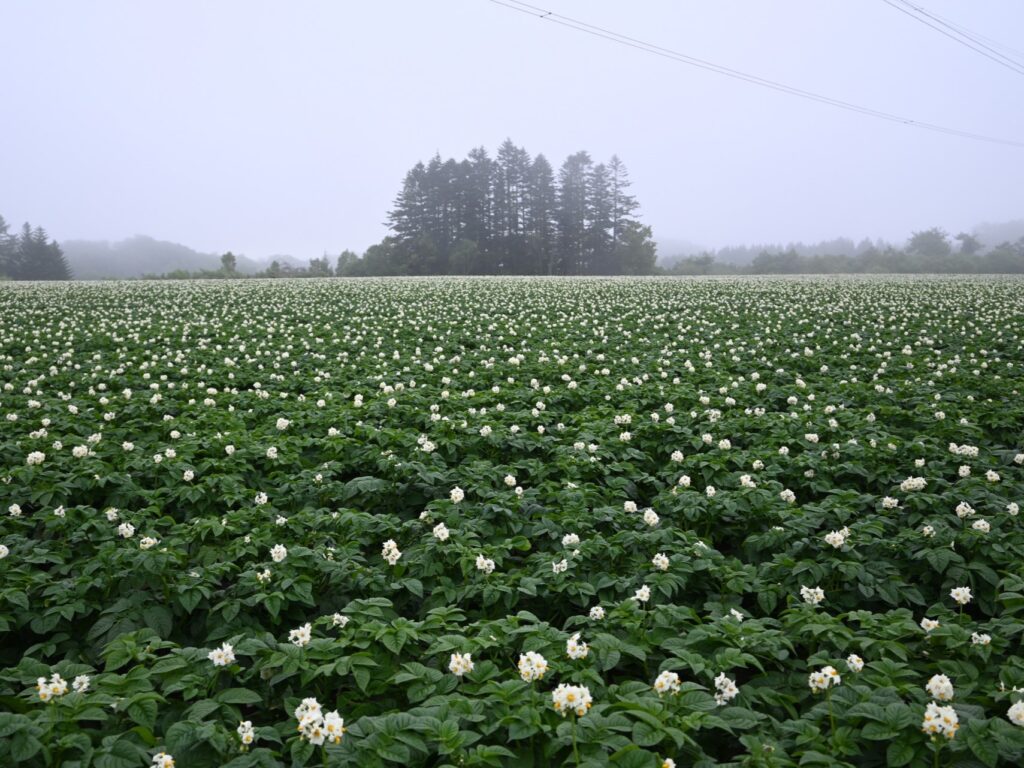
[0,220,70,280]
[380,142,656,275]
[220,251,237,274]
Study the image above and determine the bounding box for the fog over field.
[4,5,1024,765]
[1,1,1022,268]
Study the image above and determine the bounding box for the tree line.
[0,215,71,280]
[667,228,1024,275]
[335,140,657,276]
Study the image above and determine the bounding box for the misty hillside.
[973,220,1024,249]
[658,220,1024,267]
[61,236,300,279]
[654,237,706,261]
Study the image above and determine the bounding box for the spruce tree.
[556,151,592,275]
[586,163,613,274]
[526,154,557,274]
[0,215,16,279]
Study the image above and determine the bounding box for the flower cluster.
[288,622,312,647]
[921,701,958,740]
[36,672,69,701]
[925,674,954,702]
[208,642,236,667]
[713,673,739,705]
[552,683,593,717]
[381,539,402,565]
[653,670,681,697]
[517,651,548,682]
[800,585,825,605]
[823,527,850,549]
[950,586,972,606]
[237,720,256,747]
[900,476,927,492]
[294,697,345,745]
[808,665,841,692]
[449,652,474,677]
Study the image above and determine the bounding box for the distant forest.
[666,228,1024,275]
[4,172,1024,280]
[0,215,70,280]
[338,139,658,276]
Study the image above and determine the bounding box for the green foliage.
[0,277,1023,767]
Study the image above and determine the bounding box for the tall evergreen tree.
[525,154,557,274]
[0,215,16,279]
[12,224,71,280]
[493,139,532,273]
[556,151,592,274]
[608,155,639,255]
[463,147,495,272]
[387,161,430,244]
[586,163,613,274]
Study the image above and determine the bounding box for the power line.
[898,0,1024,63]
[882,0,1024,77]
[911,4,1024,62]
[487,0,1024,148]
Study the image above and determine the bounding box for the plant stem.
[572,716,580,767]
[826,688,836,742]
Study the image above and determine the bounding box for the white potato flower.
[517,651,548,682]
[921,701,958,740]
[288,623,312,647]
[566,632,588,659]
[714,672,739,705]
[551,683,592,717]
[808,666,841,692]
[925,674,954,702]
[800,585,825,605]
[950,586,972,605]
[448,652,474,677]
[208,642,236,667]
[237,720,256,747]
[1007,700,1024,727]
[653,670,681,697]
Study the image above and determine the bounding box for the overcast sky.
[2,0,1022,259]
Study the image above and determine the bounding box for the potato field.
[2,277,1024,768]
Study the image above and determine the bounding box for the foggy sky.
[2,0,1022,260]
